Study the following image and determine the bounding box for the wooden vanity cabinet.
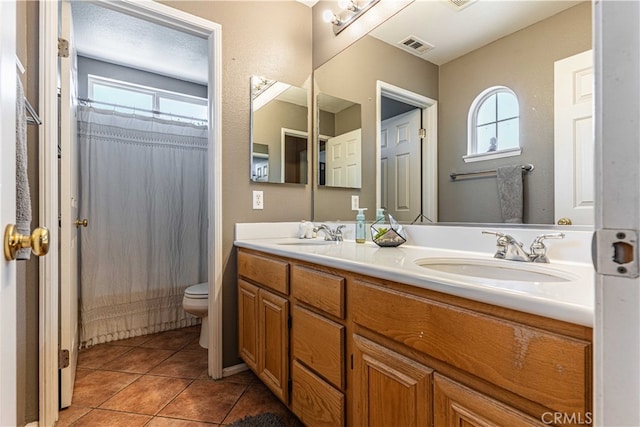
[237,250,290,404]
[237,247,593,426]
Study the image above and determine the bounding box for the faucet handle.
[530,233,565,262]
[531,233,565,247]
[482,230,505,238]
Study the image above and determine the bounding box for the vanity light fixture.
[323,0,380,35]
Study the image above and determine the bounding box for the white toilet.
[183,282,209,348]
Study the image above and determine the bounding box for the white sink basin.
[414,258,575,283]
[277,240,338,246]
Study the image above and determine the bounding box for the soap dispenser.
[375,208,385,223]
[355,208,367,243]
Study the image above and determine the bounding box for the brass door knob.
[557,218,573,225]
[74,219,88,228]
[4,224,50,260]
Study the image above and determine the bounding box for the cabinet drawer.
[292,305,344,389]
[238,250,289,295]
[351,280,591,416]
[292,265,344,318]
[292,360,345,427]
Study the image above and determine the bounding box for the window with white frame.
[464,86,521,162]
[87,75,208,124]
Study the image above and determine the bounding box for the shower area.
[70,2,210,348]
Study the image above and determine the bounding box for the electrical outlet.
[351,195,359,210]
[253,191,264,210]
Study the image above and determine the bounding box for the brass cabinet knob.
[4,224,50,260]
[74,219,88,228]
[557,218,573,225]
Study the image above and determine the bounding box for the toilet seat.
[184,282,208,299]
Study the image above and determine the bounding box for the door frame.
[376,81,438,223]
[39,1,223,424]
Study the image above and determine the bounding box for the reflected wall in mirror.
[251,75,309,184]
[312,1,592,225]
[317,93,362,188]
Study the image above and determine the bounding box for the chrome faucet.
[482,230,565,263]
[314,224,346,242]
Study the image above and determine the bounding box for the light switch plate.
[351,195,359,210]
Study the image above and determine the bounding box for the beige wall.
[438,2,592,224]
[313,35,438,221]
[162,1,313,367]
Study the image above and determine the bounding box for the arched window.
[465,86,521,162]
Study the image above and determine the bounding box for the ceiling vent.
[447,0,477,10]
[398,35,434,56]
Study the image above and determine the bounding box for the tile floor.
[58,325,301,426]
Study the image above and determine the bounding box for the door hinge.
[287,315,292,329]
[58,38,69,58]
[418,128,427,139]
[59,349,70,369]
[593,229,639,278]
[288,378,293,394]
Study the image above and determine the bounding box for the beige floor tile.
[100,375,191,415]
[77,344,131,369]
[146,416,218,426]
[149,349,208,379]
[158,379,248,424]
[56,404,92,427]
[72,408,151,427]
[100,347,175,374]
[72,370,140,407]
[141,329,199,350]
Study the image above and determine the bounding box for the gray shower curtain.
[77,105,208,347]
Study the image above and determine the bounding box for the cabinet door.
[259,289,290,404]
[238,279,259,371]
[434,374,544,427]
[352,335,433,427]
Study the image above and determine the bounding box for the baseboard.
[222,363,248,378]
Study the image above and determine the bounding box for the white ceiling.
[369,0,582,65]
[71,1,208,85]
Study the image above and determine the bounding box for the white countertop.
[234,223,595,327]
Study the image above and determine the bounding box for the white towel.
[16,76,32,260]
[496,165,523,223]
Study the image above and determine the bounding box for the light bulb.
[322,9,337,23]
[338,0,358,12]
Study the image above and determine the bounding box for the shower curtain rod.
[78,98,207,123]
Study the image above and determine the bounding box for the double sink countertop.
[234,222,595,327]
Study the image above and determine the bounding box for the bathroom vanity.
[235,223,593,427]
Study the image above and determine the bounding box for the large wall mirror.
[313,0,592,225]
[251,76,309,184]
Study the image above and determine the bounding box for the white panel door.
[554,50,594,225]
[325,128,362,188]
[60,0,79,408]
[380,109,421,222]
[0,1,18,424]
